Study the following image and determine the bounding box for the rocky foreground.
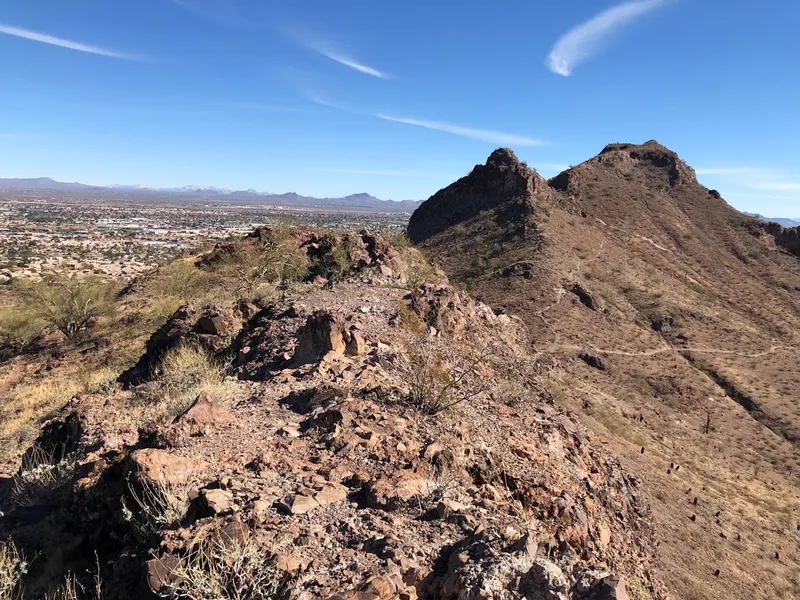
[1,230,664,599]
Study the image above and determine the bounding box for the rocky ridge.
[0,230,663,599]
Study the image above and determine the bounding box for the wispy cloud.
[0,22,142,61]
[318,50,388,78]
[295,33,390,79]
[305,91,543,146]
[375,114,545,147]
[546,0,668,76]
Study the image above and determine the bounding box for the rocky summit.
[410,142,800,600]
[0,143,798,600]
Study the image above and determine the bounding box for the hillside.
[409,142,800,600]
[0,230,662,599]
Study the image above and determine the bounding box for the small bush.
[388,333,490,415]
[122,478,189,545]
[0,305,45,345]
[214,229,308,294]
[156,345,237,414]
[159,534,283,600]
[312,242,353,282]
[14,274,117,341]
[0,540,27,599]
[158,260,214,304]
[12,445,77,508]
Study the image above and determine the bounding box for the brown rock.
[345,331,368,356]
[314,483,349,506]
[294,311,347,364]
[129,448,204,486]
[175,393,234,428]
[367,474,429,510]
[590,576,630,600]
[145,554,179,593]
[197,488,235,516]
[436,499,467,520]
[278,493,319,515]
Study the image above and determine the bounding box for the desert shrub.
[122,478,190,545]
[13,274,117,341]
[158,260,214,304]
[389,232,412,251]
[42,567,103,600]
[159,534,283,600]
[215,229,308,294]
[388,333,490,415]
[0,540,27,599]
[0,305,45,345]
[312,243,354,282]
[156,344,237,413]
[12,445,77,508]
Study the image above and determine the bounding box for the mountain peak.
[407,149,555,243]
[486,147,521,168]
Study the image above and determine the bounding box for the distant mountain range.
[0,177,420,213]
[744,212,800,228]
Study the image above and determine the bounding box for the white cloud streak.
[375,114,545,147]
[295,33,389,79]
[318,50,389,78]
[546,0,667,76]
[0,22,142,61]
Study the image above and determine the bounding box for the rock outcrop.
[407,148,558,244]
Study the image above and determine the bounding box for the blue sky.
[0,0,798,214]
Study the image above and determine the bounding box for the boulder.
[569,283,602,312]
[277,493,319,515]
[129,449,204,487]
[175,393,234,429]
[367,474,429,511]
[294,311,347,364]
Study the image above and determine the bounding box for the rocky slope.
[409,143,800,600]
[0,231,662,599]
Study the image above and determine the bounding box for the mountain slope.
[0,178,420,212]
[409,142,800,600]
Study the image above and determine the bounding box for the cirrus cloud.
[546,0,668,76]
[0,22,142,60]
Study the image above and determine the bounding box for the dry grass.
[158,534,283,600]
[0,540,27,599]
[155,344,239,417]
[386,332,490,415]
[122,478,191,545]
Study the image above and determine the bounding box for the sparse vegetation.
[155,344,237,414]
[389,333,490,415]
[12,445,77,508]
[13,274,117,341]
[122,478,190,545]
[0,540,27,600]
[159,534,283,600]
[213,228,308,294]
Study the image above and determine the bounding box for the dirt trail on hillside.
[545,343,795,359]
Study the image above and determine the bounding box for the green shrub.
[13,274,117,341]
